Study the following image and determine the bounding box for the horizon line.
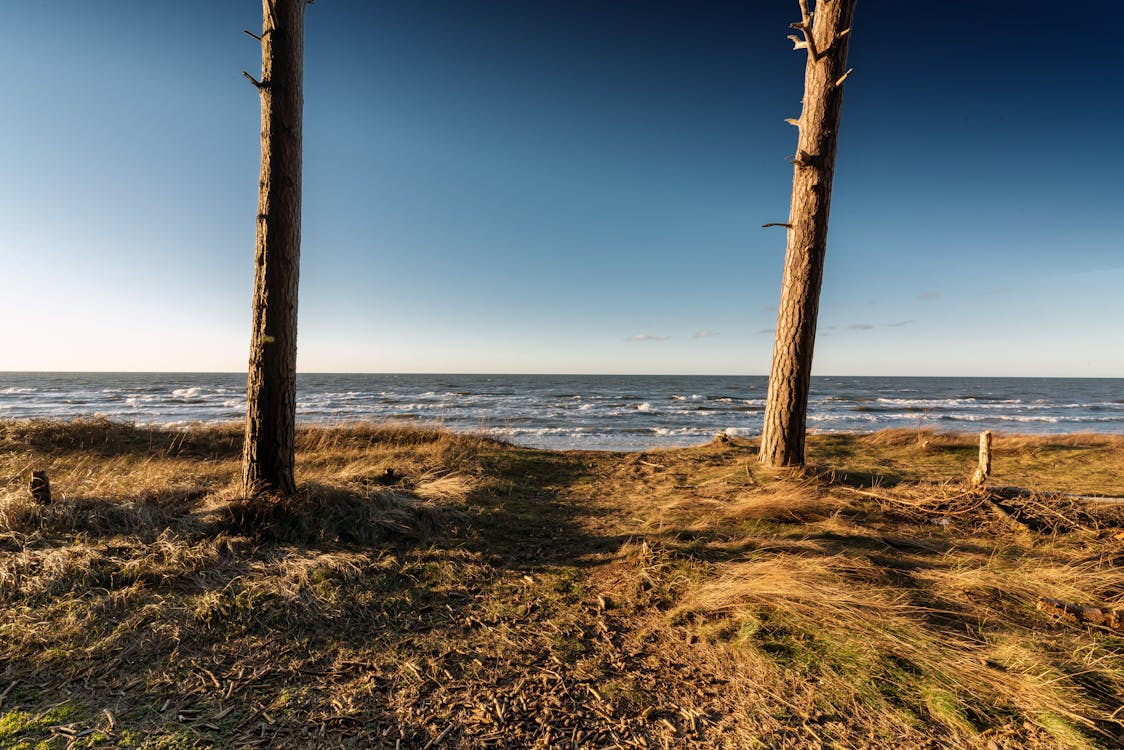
[2,371,1121,380]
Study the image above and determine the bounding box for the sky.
[1,1,1121,376]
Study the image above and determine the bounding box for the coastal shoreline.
[2,373,1122,451]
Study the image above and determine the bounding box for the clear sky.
[1,1,1121,376]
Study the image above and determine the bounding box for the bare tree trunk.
[242,0,307,496]
[759,0,857,467]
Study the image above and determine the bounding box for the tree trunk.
[242,0,307,496]
[759,0,857,467]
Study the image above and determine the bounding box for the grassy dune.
[1,419,1122,749]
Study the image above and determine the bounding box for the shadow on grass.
[0,438,619,746]
[808,465,906,489]
[455,447,624,568]
[5,422,1122,748]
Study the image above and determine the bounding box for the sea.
[1,373,1121,451]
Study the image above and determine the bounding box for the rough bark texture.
[759,0,857,467]
[243,0,306,496]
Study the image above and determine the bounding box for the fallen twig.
[0,680,18,708]
[421,724,454,749]
[992,486,1124,503]
[211,705,236,721]
[980,496,1033,535]
[1020,497,1096,534]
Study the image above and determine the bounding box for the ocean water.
[1,373,1121,451]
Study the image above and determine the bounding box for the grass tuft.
[222,482,454,544]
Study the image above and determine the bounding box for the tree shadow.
[0,443,620,747]
[807,464,906,489]
[4,428,1118,748]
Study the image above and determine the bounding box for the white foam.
[653,426,708,436]
[636,402,653,412]
[871,397,1023,409]
[947,414,1062,423]
[500,426,593,436]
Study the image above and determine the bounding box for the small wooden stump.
[970,431,992,487]
[29,471,51,504]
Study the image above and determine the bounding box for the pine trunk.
[759,0,857,467]
[242,0,306,496]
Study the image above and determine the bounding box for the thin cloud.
[691,330,719,339]
[848,323,875,331]
[754,327,774,336]
[887,320,915,327]
[625,334,670,342]
[917,291,941,300]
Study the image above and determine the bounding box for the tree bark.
[759,0,857,467]
[242,0,307,496]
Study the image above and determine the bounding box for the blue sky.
[1,1,1121,376]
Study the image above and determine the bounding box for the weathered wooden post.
[970,430,992,487]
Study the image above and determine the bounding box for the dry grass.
[0,419,1122,749]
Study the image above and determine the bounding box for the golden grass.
[0,419,1122,749]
